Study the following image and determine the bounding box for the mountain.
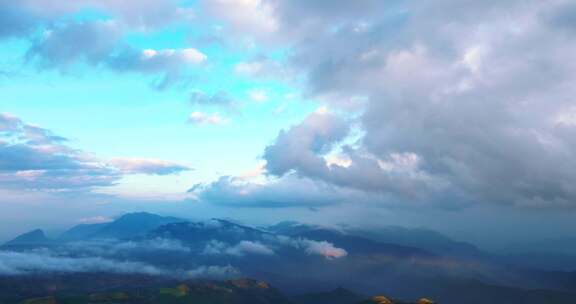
[148,218,274,245]
[1,229,55,250]
[3,213,576,304]
[350,226,485,259]
[390,277,576,304]
[58,222,108,241]
[270,224,436,259]
[293,287,365,304]
[7,277,293,304]
[269,222,484,259]
[60,212,184,240]
[500,252,576,271]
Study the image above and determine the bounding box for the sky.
[2,0,576,251]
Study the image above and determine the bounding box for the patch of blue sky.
[0,5,317,192]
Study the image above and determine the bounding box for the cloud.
[261,111,448,201]
[0,4,40,39]
[26,21,122,70]
[186,265,241,279]
[0,250,239,279]
[234,55,291,80]
[203,240,275,257]
[272,235,348,259]
[77,216,113,224]
[189,111,227,125]
[199,0,576,209]
[109,238,191,253]
[201,0,278,39]
[0,0,188,34]
[263,111,349,177]
[108,48,207,89]
[0,1,199,86]
[300,239,348,259]
[0,251,167,276]
[190,175,356,207]
[110,158,191,175]
[190,91,238,110]
[201,236,346,260]
[0,113,120,191]
[0,113,195,193]
[248,89,269,103]
[27,20,207,88]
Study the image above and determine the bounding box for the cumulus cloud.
[197,0,576,209]
[1,1,200,86]
[261,111,449,201]
[110,158,191,176]
[26,21,122,70]
[264,111,349,176]
[0,0,188,34]
[201,0,278,39]
[27,20,207,88]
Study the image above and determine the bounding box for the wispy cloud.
[189,111,228,125]
[110,158,191,176]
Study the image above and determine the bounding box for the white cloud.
[0,251,166,276]
[203,240,274,256]
[110,157,191,175]
[301,239,348,259]
[77,216,113,224]
[189,111,227,125]
[248,89,269,103]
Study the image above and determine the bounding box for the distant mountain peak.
[59,212,185,241]
[3,229,53,248]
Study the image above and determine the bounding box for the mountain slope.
[1,229,54,249]
[293,287,365,304]
[59,212,184,241]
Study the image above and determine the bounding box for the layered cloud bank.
[0,113,190,192]
[0,250,239,279]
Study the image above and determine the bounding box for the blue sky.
[0,8,316,200]
[2,0,576,250]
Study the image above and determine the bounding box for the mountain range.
[2,212,576,304]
